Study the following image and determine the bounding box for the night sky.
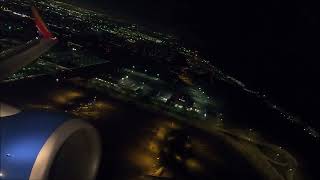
[64,0,319,126]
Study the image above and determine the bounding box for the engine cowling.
[0,110,101,180]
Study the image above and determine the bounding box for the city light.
[0,1,316,180]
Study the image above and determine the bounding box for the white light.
[0,172,4,177]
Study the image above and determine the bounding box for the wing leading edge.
[0,7,57,81]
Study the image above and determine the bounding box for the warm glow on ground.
[185,158,203,172]
[51,89,84,104]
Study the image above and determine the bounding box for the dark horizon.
[1,1,319,180]
[61,0,319,127]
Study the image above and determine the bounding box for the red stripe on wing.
[32,6,53,39]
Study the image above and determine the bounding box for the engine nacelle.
[0,109,101,180]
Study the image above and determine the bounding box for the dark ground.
[63,0,319,128]
[0,77,265,179]
[0,75,318,179]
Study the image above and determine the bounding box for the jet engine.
[0,104,101,180]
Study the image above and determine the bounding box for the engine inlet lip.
[29,119,101,180]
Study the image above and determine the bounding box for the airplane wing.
[0,6,57,81]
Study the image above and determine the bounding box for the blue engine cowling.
[0,110,101,180]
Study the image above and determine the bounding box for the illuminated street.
[1,0,318,179]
